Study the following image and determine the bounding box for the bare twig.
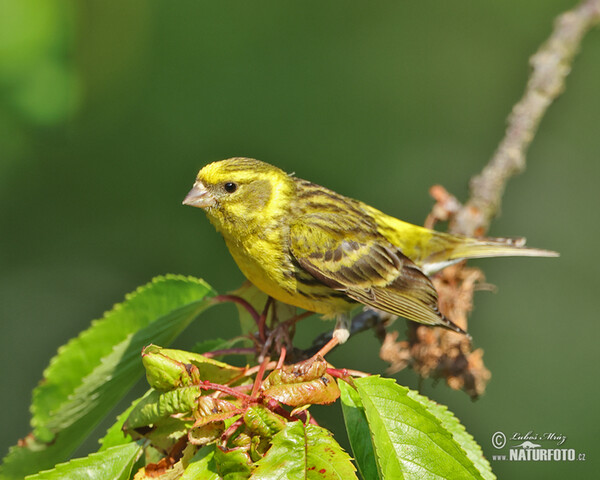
[383,0,600,398]
[454,0,600,236]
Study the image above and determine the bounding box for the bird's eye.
[224,182,237,193]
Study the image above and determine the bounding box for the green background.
[1,1,598,478]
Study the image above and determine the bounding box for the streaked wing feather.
[290,214,449,328]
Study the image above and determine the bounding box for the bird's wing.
[289,213,455,329]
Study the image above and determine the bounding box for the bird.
[183,157,557,344]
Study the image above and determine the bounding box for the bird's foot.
[332,314,351,344]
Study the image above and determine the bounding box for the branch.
[382,0,600,398]
[453,0,600,236]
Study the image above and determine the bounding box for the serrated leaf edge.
[31,274,214,434]
[356,376,483,479]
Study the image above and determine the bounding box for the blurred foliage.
[0,0,78,191]
[1,1,598,479]
[0,0,80,125]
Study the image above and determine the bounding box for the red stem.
[202,347,256,358]
[265,398,294,421]
[220,416,245,447]
[283,311,313,326]
[251,355,271,399]
[312,336,339,359]
[199,380,253,402]
[212,295,261,326]
[257,297,273,342]
[276,345,287,369]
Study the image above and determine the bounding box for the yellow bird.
[183,158,557,343]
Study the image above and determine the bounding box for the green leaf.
[143,443,205,480]
[124,388,201,431]
[98,397,142,451]
[262,374,340,407]
[44,301,211,434]
[34,275,213,439]
[24,442,143,480]
[406,390,495,480]
[354,376,484,479]
[180,446,219,480]
[252,420,357,480]
[243,406,285,438]
[1,275,215,480]
[339,380,379,480]
[262,359,340,407]
[125,388,239,450]
[143,345,245,390]
[144,416,196,453]
[192,337,251,355]
[214,447,252,479]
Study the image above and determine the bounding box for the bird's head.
[183,157,294,234]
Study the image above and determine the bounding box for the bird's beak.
[183,181,216,208]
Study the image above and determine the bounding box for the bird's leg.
[333,314,351,344]
[308,314,350,360]
[259,310,311,363]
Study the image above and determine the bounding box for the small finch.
[183,158,557,343]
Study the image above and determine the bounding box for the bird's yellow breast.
[222,229,353,317]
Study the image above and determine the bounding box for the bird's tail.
[420,232,559,275]
[447,235,558,260]
[372,213,558,273]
